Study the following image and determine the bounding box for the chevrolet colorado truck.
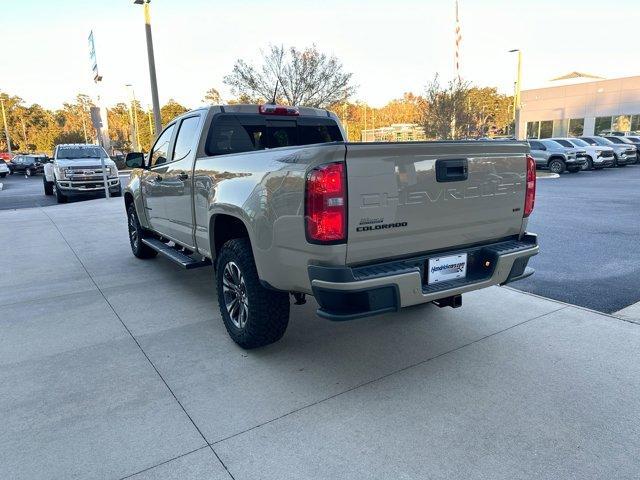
[124,104,538,349]
[44,144,121,203]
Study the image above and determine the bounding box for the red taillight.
[305,162,347,243]
[524,154,536,217]
[259,104,299,116]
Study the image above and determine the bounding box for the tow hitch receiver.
[433,294,462,309]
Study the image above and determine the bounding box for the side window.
[172,116,200,161]
[150,124,175,167]
[529,141,544,150]
[206,115,265,156]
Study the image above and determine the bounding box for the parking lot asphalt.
[2,199,640,479]
[513,164,640,313]
[0,172,130,210]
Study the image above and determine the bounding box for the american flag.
[455,0,462,82]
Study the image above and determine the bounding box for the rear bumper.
[309,234,539,321]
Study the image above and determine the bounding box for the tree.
[160,99,188,125]
[420,75,471,140]
[224,44,357,108]
[202,88,222,105]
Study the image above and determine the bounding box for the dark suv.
[8,155,47,176]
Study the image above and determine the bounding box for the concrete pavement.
[2,199,640,479]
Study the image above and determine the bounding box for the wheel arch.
[209,213,254,264]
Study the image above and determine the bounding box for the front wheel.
[216,238,290,349]
[582,156,593,171]
[26,168,33,177]
[127,203,157,259]
[548,159,565,174]
[43,177,53,195]
[54,183,67,203]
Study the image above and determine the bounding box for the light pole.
[509,49,522,139]
[0,97,12,155]
[125,84,141,151]
[134,0,162,139]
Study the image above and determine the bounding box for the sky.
[1,0,638,110]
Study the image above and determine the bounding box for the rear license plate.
[427,253,468,285]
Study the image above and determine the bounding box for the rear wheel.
[216,238,290,349]
[548,158,565,174]
[127,203,157,259]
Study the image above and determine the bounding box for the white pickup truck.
[124,104,538,349]
[44,144,121,203]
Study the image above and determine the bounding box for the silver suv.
[528,139,587,174]
[579,137,636,166]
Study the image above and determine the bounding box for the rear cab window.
[205,114,343,156]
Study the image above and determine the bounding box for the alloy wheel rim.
[551,162,561,173]
[222,261,249,329]
[128,212,139,249]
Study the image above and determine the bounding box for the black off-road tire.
[127,203,157,259]
[43,177,53,195]
[0,173,6,178]
[582,156,594,171]
[112,185,123,197]
[216,238,290,349]
[54,183,67,203]
[548,158,565,174]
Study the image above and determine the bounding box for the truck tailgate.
[345,141,529,265]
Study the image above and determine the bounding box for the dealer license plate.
[427,253,468,285]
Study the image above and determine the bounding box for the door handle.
[177,172,189,181]
[435,158,468,183]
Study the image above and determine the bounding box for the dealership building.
[517,73,640,139]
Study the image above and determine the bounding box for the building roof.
[550,71,604,81]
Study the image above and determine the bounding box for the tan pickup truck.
[124,104,538,348]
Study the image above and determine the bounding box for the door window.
[150,124,175,167]
[172,116,201,161]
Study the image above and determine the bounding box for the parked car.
[0,159,9,178]
[579,137,636,166]
[123,104,538,349]
[528,139,587,173]
[551,138,615,170]
[43,144,121,203]
[602,136,639,164]
[623,136,640,160]
[8,154,47,176]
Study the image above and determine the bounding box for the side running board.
[141,238,211,270]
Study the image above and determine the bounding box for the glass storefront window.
[595,116,612,135]
[568,118,584,137]
[612,115,631,133]
[631,115,640,133]
[539,120,553,138]
[526,121,539,139]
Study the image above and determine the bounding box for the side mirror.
[125,152,145,169]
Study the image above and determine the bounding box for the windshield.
[605,137,625,144]
[569,138,589,147]
[56,146,108,160]
[594,137,613,145]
